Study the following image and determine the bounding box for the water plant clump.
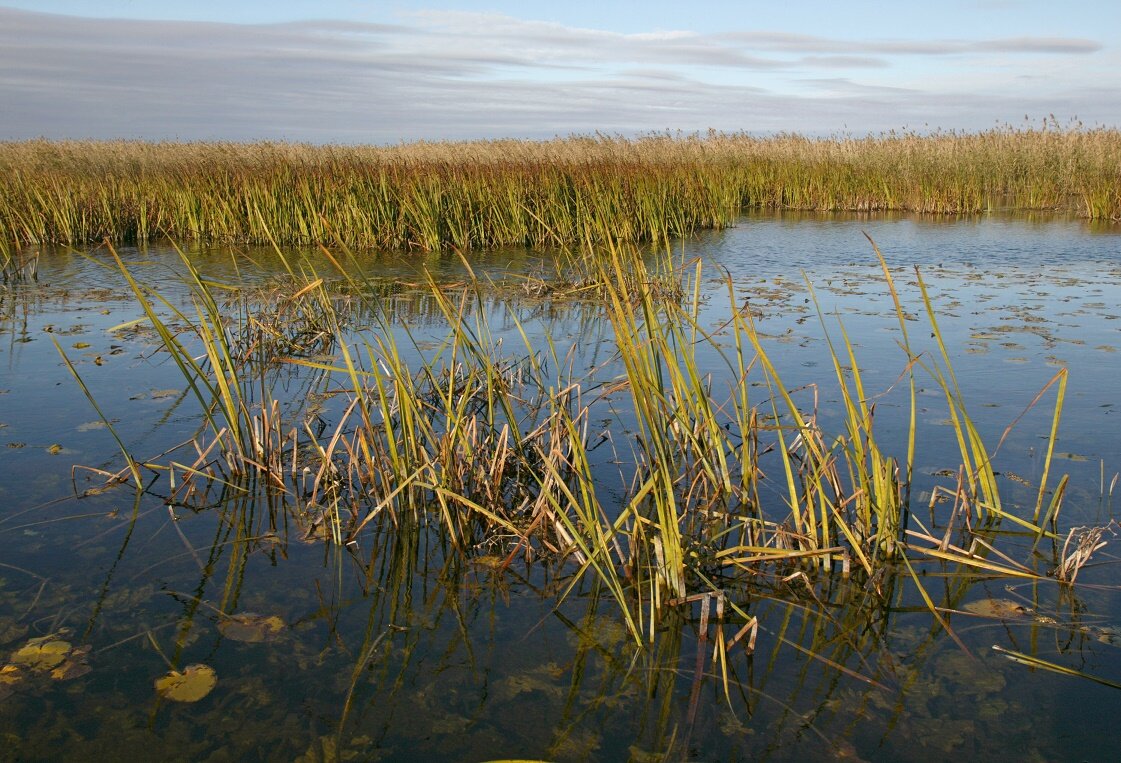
[5,226,1118,761]
[2,122,1120,251]
[61,237,1107,666]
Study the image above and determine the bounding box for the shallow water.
[1,213,1120,762]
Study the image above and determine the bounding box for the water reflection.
[2,214,1120,761]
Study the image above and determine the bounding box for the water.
[1,213,1120,761]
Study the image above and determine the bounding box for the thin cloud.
[0,6,1115,143]
[980,37,1101,53]
[798,56,887,69]
[798,78,919,95]
[720,30,1101,56]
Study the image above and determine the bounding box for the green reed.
[3,121,1119,251]
[65,235,1099,664]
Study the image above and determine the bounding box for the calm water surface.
[1,213,1119,761]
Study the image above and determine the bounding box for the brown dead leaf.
[961,598,1033,619]
[217,613,285,644]
[50,645,92,681]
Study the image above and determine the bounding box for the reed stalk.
[63,235,1091,655]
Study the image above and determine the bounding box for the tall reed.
[67,236,1095,657]
[3,122,1118,250]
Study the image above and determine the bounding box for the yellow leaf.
[155,664,217,702]
[10,638,71,670]
[0,664,24,685]
[0,665,22,702]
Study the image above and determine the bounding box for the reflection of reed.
[2,246,39,284]
[0,249,46,348]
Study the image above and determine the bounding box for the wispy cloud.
[0,6,1115,142]
[718,31,1101,56]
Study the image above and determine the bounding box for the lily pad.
[962,599,1032,619]
[155,664,217,702]
[218,613,285,643]
[10,636,72,670]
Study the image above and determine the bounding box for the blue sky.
[2,1,1118,143]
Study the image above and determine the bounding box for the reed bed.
[4,122,1120,250]
[60,233,1109,674]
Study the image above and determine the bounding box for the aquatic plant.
[62,233,1106,670]
[2,120,1119,251]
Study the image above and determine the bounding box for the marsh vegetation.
[2,122,1119,252]
[1,139,1120,759]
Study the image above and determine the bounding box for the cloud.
[0,6,1115,142]
[797,78,918,95]
[981,37,1101,53]
[719,30,1101,56]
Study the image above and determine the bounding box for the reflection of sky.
[3,213,1119,520]
[693,214,1121,516]
[3,213,1121,763]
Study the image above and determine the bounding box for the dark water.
[1,213,1120,762]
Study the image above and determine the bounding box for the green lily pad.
[155,664,217,702]
[218,613,285,643]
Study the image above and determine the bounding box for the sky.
[2,1,1119,144]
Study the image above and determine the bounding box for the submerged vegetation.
[2,121,1120,251]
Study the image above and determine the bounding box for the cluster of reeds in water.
[59,232,1099,672]
[6,121,1120,251]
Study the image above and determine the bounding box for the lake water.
[1,212,1120,761]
